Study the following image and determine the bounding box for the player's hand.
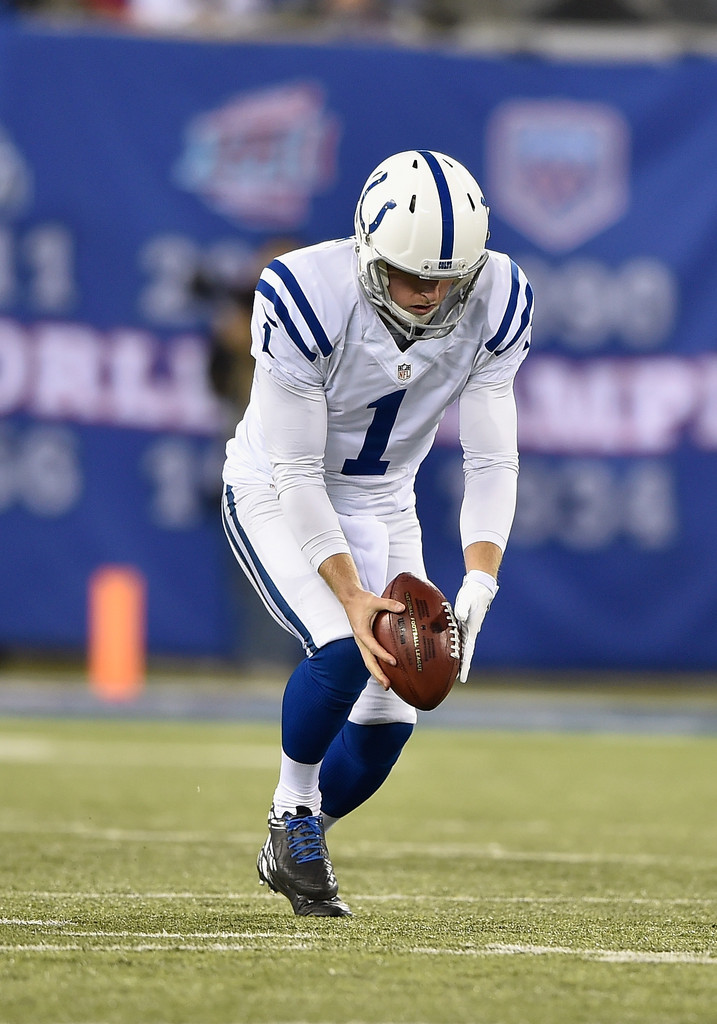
[343,589,405,690]
[454,570,498,684]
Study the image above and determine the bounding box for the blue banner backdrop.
[1,22,716,668]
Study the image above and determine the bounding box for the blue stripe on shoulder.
[417,150,454,261]
[485,260,522,353]
[268,259,333,357]
[256,278,317,363]
[491,282,534,356]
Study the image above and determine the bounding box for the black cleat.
[257,805,352,917]
[291,893,353,917]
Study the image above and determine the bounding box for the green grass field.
[1,706,716,1023]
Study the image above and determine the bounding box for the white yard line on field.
[411,943,717,965]
[0,918,68,926]
[0,936,714,964]
[0,942,313,953]
[354,893,717,906]
[2,823,715,869]
[0,923,315,939]
[0,734,277,768]
[2,891,715,906]
[0,823,261,844]
[350,842,717,866]
[3,916,715,965]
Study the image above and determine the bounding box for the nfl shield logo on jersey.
[397,363,412,382]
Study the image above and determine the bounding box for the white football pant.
[222,482,421,726]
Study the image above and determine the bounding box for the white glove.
[454,570,498,683]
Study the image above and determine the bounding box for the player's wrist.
[463,569,498,597]
[318,553,366,605]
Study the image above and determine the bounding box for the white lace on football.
[442,601,462,662]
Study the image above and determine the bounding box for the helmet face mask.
[354,150,490,341]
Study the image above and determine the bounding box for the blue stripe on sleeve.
[256,278,317,363]
[485,260,521,353]
[417,150,454,261]
[491,282,534,356]
[267,259,333,356]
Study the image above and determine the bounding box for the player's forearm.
[256,363,350,568]
[274,481,349,569]
[458,377,519,552]
[463,540,502,579]
[318,552,365,604]
[459,463,517,552]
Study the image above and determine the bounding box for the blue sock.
[281,637,368,765]
[319,720,414,820]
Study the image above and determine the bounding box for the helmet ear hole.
[409,195,416,213]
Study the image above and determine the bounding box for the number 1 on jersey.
[341,390,406,476]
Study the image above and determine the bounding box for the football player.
[222,150,533,916]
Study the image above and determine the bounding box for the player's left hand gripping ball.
[373,573,462,711]
[453,570,498,683]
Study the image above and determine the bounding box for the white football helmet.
[354,150,490,341]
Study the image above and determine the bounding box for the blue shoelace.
[286,813,324,864]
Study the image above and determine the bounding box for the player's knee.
[343,720,414,769]
[308,637,368,702]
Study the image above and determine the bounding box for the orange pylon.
[88,565,146,700]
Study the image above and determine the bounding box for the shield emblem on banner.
[486,100,630,252]
[397,363,412,382]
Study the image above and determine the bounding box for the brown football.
[373,572,462,711]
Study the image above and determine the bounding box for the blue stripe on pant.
[221,485,317,654]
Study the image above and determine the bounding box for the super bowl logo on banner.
[485,100,630,252]
[173,82,340,228]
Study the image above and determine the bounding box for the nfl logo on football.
[397,363,412,382]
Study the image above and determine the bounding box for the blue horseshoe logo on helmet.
[358,172,397,235]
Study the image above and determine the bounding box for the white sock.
[272,751,322,816]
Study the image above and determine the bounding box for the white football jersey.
[224,237,532,520]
